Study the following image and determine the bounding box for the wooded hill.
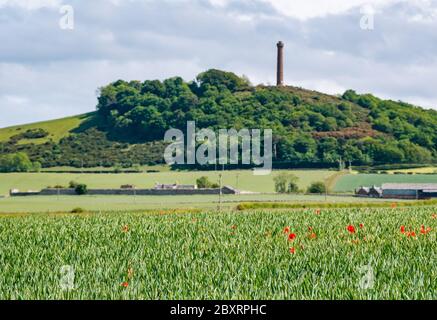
[1,69,436,170]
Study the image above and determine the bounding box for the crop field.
[334,174,437,192]
[0,206,436,299]
[0,170,337,195]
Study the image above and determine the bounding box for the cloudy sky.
[1,0,437,127]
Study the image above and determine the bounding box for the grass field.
[0,207,436,299]
[334,174,437,192]
[0,113,93,144]
[387,167,437,174]
[0,194,402,214]
[0,170,337,195]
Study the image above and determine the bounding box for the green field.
[1,207,436,299]
[0,194,402,214]
[0,170,336,196]
[334,174,437,192]
[0,113,93,144]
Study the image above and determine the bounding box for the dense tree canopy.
[95,70,436,166]
[1,70,435,168]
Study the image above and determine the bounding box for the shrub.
[74,184,88,195]
[71,207,85,213]
[307,182,327,194]
[69,181,78,189]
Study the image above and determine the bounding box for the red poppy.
[122,225,129,233]
[309,232,317,240]
[315,209,321,215]
[308,226,313,232]
[359,223,364,229]
[121,281,129,288]
[407,231,417,238]
[400,226,406,234]
[420,225,432,235]
[283,226,290,234]
[288,233,297,241]
[347,225,356,234]
[289,247,296,254]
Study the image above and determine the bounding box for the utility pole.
[219,173,223,213]
[324,178,328,202]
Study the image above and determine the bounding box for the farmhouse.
[355,186,370,197]
[369,186,383,198]
[355,186,382,198]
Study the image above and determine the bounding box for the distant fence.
[10,186,238,197]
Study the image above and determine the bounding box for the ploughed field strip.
[0,207,436,299]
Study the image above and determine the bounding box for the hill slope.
[0,113,95,144]
[1,69,436,169]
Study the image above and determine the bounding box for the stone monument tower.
[276,41,284,86]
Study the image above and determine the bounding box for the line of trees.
[274,173,327,194]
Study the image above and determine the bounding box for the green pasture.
[334,174,437,192]
[0,170,336,195]
[0,194,399,214]
[0,113,92,144]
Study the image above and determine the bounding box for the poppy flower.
[400,226,406,234]
[288,233,297,241]
[420,225,432,235]
[121,282,129,288]
[359,223,364,229]
[347,225,356,234]
[407,231,417,238]
[289,247,296,254]
[122,225,129,233]
[309,232,317,240]
[315,209,321,215]
[283,226,290,234]
[308,226,313,232]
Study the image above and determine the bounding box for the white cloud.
[0,0,436,128]
[0,0,61,10]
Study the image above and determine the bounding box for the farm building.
[355,186,370,197]
[369,186,383,198]
[381,183,437,200]
[356,183,437,199]
[154,183,198,190]
[355,186,382,198]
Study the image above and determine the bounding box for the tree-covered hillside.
[1,69,436,170]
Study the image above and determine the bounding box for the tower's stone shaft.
[277,41,284,86]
